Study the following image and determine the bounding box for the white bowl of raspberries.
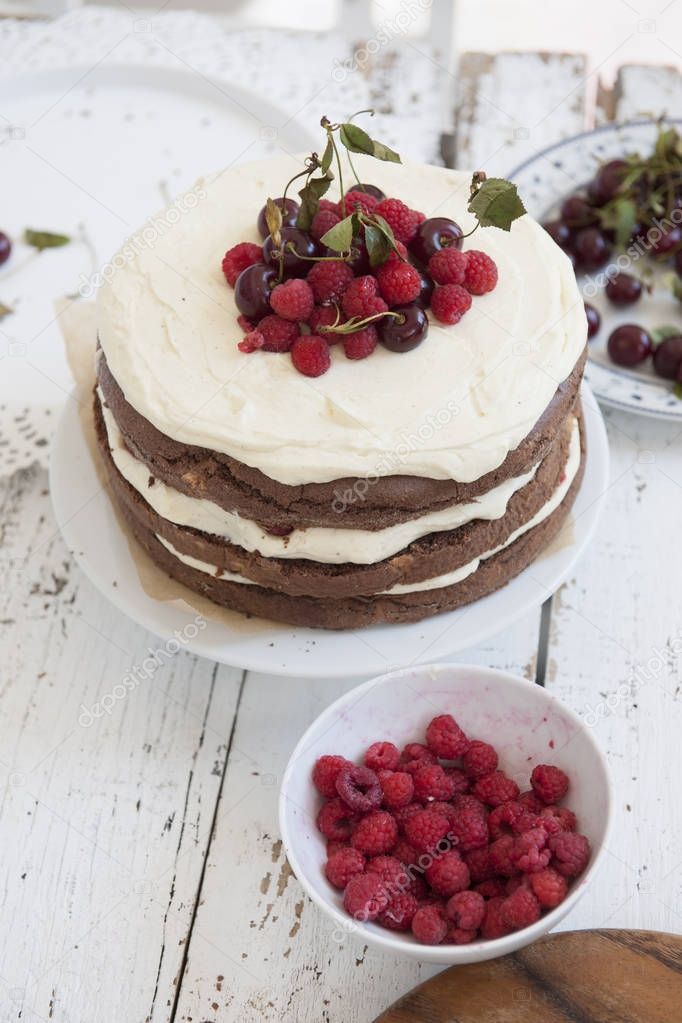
[279,663,613,964]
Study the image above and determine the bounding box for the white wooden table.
[1,30,682,1021]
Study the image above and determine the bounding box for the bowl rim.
[278,661,615,962]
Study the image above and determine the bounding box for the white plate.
[510,119,682,422]
[0,62,316,421]
[49,385,609,679]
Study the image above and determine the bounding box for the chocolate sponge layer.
[95,391,582,600]
[97,346,586,532]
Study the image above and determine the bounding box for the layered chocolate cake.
[95,148,587,629]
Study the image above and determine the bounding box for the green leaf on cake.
[24,228,71,251]
[364,223,394,267]
[320,213,355,253]
[468,177,526,231]
[296,173,333,231]
[339,122,401,164]
[320,139,334,175]
[369,139,401,164]
[599,197,637,250]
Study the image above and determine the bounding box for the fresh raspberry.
[336,764,382,813]
[308,304,343,338]
[529,867,568,909]
[384,239,408,264]
[237,330,264,354]
[463,250,498,294]
[270,278,314,322]
[481,896,513,939]
[237,314,255,332]
[310,208,341,243]
[380,771,414,809]
[518,789,544,813]
[364,742,401,772]
[426,801,459,829]
[366,854,408,888]
[473,771,520,808]
[425,851,470,897]
[326,839,349,858]
[375,198,424,244]
[393,802,423,832]
[445,767,470,796]
[539,806,577,834]
[256,314,299,352]
[312,754,351,798]
[325,847,365,889]
[343,872,389,922]
[428,248,468,285]
[221,242,262,286]
[341,275,388,319]
[351,810,398,856]
[488,835,518,877]
[316,797,357,841]
[505,874,531,896]
[290,334,331,377]
[445,925,478,944]
[378,891,418,930]
[464,846,494,883]
[425,714,469,759]
[445,889,485,930]
[450,795,488,852]
[411,904,447,945]
[511,829,551,874]
[318,198,338,214]
[375,261,421,305]
[306,259,354,303]
[402,755,438,777]
[462,740,499,780]
[488,801,526,839]
[392,837,420,867]
[346,190,380,214]
[475,879,506,899]
[403,809,451,854]
[413,764,455,803]
[430,283,472,324]
[531,764,570,805]
[548,832,591,877]
[500,887,541,931]
[343,325,378,360]
[401,742,434,764]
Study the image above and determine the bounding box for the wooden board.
[375,930,682,1022]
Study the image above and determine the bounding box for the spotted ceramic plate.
[510,119,682,421]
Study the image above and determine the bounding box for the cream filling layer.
[100,391,556,566]
[152,416,580,596]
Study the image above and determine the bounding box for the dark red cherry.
[584,302,600,339]
[256,197,299,239]
[573,227,612,271]
[234,263,277,321]
[0,231,11,266]
[653,335,682,379]
[326,238,370,276]
[605,272,642,306]
[543,220,571,248]
[415,269,434,307]
[560,196,596,226]
[379,303,428,353]
[650,225,682,258]
[607,324,652,367]
[588,159,628,206]
[355,183,386,201]
[410,217,463,266]
[263,227,317,277]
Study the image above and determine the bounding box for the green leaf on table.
[600,197,637,250]
[468,177,526,231]
[24,229,71,251]
[320,213,355,252]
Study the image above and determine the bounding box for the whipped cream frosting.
[153,417,580,594]
[97,152,586,487]
[100,391,549,565]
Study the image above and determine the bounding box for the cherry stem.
[321,310,404,336]
[283,242,353,264]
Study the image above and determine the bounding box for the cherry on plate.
[542,220,571,248]
[560,196,596,226]
[584,302,600,339]
[573,227,612,271]
[650,225,682,258]
[605,272,642,306]
[0,231,11,266]
[607,324,652,367]
[653,335,682,380]
[588,160,628,206]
